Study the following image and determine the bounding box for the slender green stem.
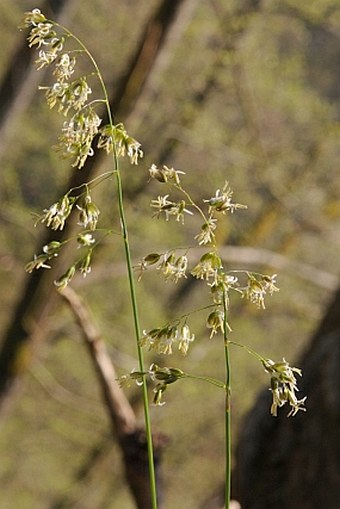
[114,164,158,509]
[175,184,217,245]
[228,339,265,363]
[54,21,159,509]
[176,184,210,224]
[185,373,226,390]
[223,291,231,509]
[104,84,159,509]
[66,171,115,196]
[160,303,216,326]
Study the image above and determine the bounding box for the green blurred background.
[0,1,339,507]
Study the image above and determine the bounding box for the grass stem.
[223,291,231,509]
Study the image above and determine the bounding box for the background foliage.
[0,1,339,508]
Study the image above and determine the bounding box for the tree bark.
[233,286,340,509]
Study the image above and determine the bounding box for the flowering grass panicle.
[22,8,145,292]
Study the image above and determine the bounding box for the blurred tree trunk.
[233,286,340,509]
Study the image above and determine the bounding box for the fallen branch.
[59,286,168,509]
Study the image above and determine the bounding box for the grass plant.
[21,9,306,508]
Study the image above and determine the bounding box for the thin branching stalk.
[175,183,213,233]
[223,289,231,509]
[53,21,159,509]
[113,156,158,509]
[228,339,265,362]
[185,374,226,389]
